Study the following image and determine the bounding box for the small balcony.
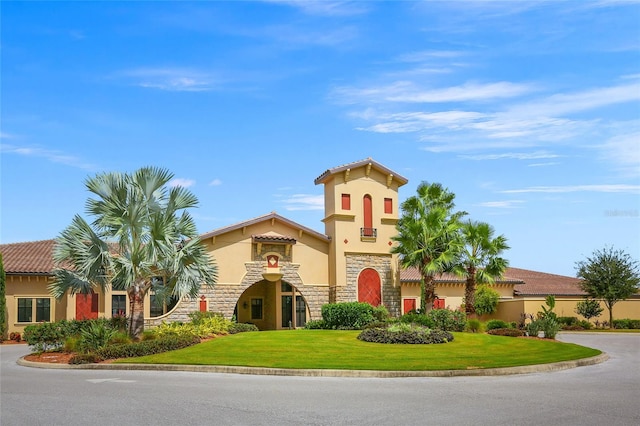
[360,227,377,240]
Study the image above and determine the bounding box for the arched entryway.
[235,280,309,330]
[358,268,381,306]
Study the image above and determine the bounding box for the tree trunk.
[422,275,436,313]
[607,301,614,329]
[465,267,476,318]
[128,286,145,340]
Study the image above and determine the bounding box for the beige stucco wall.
[5,275,66,336]
[321,166,403,291]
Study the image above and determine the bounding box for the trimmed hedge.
[95,334,201,360]
[485,319,510,331]
[228,323,259,334]
[487,328,525,337]
[612,319,640,330]
[358,325,454,344]
[321,302,375,330]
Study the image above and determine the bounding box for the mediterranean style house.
[1,158,638,336]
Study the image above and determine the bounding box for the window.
[384,198,393,214]
[281,282,292,292]
[36,298,51,322]
[17,299,32,323]
[341,193,351,210]
[17,298,51,323]
[251,298,263,320]
[112,295,127,317]
[150,294,179,317]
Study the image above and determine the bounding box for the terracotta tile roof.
[252,234,297,244]
[399,266,524,285]
[0,239,56,275]
[314,157,408,186]
[506,267,587,296]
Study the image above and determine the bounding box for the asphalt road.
[1,333,638,426]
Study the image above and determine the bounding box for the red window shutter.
[341,194,351,210]
[384,198,392,214]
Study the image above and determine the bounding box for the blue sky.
[1,1,639,277]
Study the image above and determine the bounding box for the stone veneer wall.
[339,253,401,317]
[146,260,329,327]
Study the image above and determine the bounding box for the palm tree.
[49,167,218,339]
[452,220,509,317]
[391,182,466,312]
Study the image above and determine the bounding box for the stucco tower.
[314,158,408,316]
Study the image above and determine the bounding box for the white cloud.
[0,143,96,170]
[169,178,195,188]
[332,80,535,105]
[599,128,640,178]
[281,194,324,211]
[460,151,562,161]
[209,179,222,186]
[265,0,369,16]
[476,200,525,208]
[501,184,640,194]
[121,68,216,92]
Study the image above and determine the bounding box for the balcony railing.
[360,227,377,238]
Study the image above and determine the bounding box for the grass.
[117,330,602,371]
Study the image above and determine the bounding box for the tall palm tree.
[49,167,218,339]
[391,182,466,312]
[452,220,509,317]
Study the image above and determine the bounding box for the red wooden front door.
[358,268,381,306]
[403,298,416,314]
[76,293,99,320]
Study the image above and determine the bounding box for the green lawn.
[117,330,602,371]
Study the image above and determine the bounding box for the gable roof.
[0,239,56,275]
[314,157,409,186]
[199,211,331,243]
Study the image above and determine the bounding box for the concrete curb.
[16,352,609,378]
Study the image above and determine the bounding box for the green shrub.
[474,285,500,315]
[109,331,133,345]
[372,305,390,322]
[68,353,102,364]
[187,311,225,325]
[80,321,118,353]
[466,319,482,333]
[399,313,435,328]
[96,334,200,360]
[357,324,454,344]
[63,336,81,353]
[527,317,560,339]
[578,320,593,330]
[321,302,375,330]
[557,316,578,326]
[140,330,157,341]
[486,319,510,331]
[427,309,467,332]
[23,322,65,352]
[612,319,640,329]
[228,323,259,334]
[304,319,327,330]
[487,328,524,337]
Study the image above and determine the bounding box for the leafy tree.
[0,253,6,341]
[391,182,466,312]
[575,247,640,328]
[50,167,218,339]
[451,220,509,317]
[473,284,500,316]
[575,299,604,322]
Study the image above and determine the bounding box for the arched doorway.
[235,280,309,330]
[358,268,381,306]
